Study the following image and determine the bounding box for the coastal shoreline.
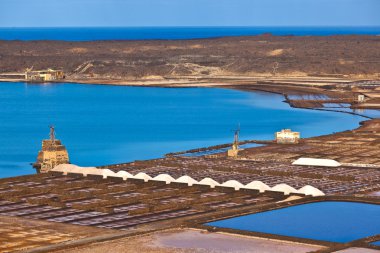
[1,34,379,114]
[2,75,378,119]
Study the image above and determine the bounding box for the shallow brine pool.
[206,201,380,243]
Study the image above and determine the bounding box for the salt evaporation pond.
[207,201,380,243]
[181,143,263,157]
[0,82,369,178]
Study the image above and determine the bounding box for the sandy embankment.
[61,74,363,87]
[56,229,325,253]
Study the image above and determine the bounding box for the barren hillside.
[0,35,379,80]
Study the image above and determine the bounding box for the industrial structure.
[25,68,65,82]
[33,126,69,173]
[275,129,300,144]
[227,126,243,157]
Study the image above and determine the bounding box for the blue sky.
[0,0,379,27]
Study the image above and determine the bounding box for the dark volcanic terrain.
[1,35,379,80]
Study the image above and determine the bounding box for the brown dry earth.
[0,215,115,252]
[1,35,379,80]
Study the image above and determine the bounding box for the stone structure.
[275,129,300,144]
[33,126,69,173]
[26,69,64,82]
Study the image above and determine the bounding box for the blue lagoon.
[0,82,366,177]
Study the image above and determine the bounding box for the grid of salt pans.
[52,164,325,197]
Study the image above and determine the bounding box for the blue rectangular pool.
[206,201,380,243]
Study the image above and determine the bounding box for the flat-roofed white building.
[275,129,300,144]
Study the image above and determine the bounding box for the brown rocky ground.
[0,215,116,252]
[0,35,379,80]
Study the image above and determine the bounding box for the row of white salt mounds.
[52,164,324,197]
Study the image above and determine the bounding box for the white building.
[275,129,300,144]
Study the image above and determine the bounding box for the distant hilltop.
[0,35,379,82]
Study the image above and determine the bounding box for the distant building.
[275,129,300,144]
[26,69,64,82]
[227,145,240,158]
[33,126,69,173]
[357,94,365,103]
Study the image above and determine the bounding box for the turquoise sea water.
[0,82,367,178]
[0,27,379,41]
[206,201,380,243]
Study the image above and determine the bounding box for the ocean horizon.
[0,26,379,41]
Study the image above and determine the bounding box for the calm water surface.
[0,82,366,178]
[1,27,379,41]
[207,201,380,243]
